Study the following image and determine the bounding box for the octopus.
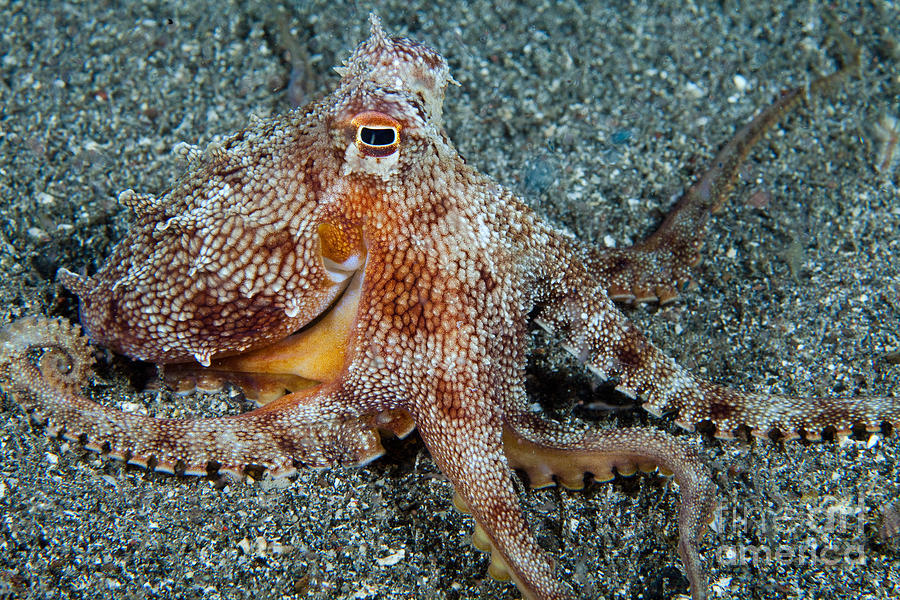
[0,15,897,600]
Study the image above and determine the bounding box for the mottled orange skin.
[0,16,896,600]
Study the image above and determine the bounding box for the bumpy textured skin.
[0,16,896,600]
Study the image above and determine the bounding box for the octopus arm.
[502,408,716,600]
[413,383,715,600]
[585,34,860,305]
[533,255,900,440]
[0,316,399,478]
[412,396,569,600]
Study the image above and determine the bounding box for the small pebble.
[747,189,772,209]
[26,227,49,242]
[684,81,704,98]
[36,192,57,205]
[237,537,252,554]
[610,129,632,145]
[375,548,405,566]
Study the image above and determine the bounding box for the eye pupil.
[360,126,396,147]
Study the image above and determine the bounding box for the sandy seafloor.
[1,1,899,599]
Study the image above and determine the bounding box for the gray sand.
[1,1,898,599]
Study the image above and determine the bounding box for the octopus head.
[336,14,454,127]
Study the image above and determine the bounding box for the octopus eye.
[352,111,401,158]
